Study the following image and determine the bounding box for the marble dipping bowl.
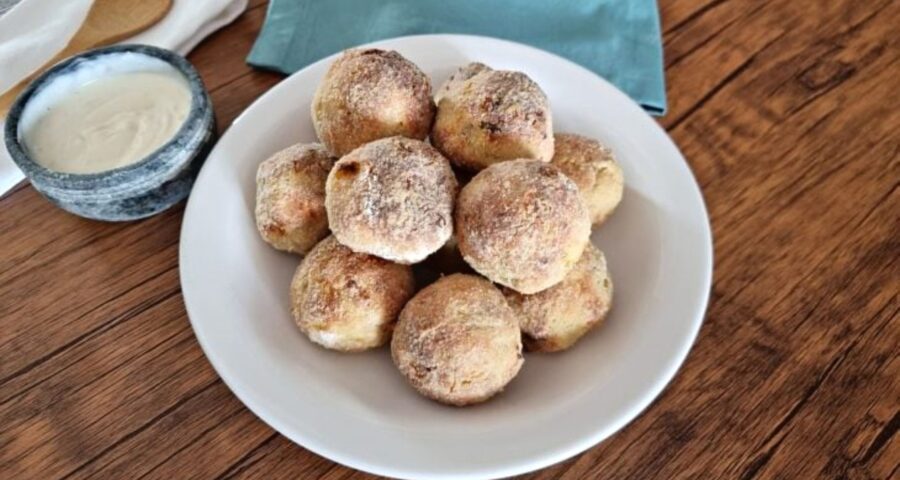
[4,44,216,221]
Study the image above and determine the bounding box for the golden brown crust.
[290,236,416,351]
[503,244,613,352]
[255,143,336,254]
[551,133,624,225]
[432,64,553,171]
[312,49,435,157]
[455,159,591,294]
[391,274,523,406]
[434,62,491,104]
[325,137,458,264]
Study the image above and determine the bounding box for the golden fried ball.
[290,236,415,351]
[325,136,457,264]
[255,143,335,254]
[434,62,491,104]
[432,63,553,171]
[551,133,624,225]
[455,159,591,294]
[391,274,523,406]
[312,49,435,157]
[504,244,613,352]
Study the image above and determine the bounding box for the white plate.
[180,34,713,480]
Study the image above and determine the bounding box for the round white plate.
[180,34,713,480]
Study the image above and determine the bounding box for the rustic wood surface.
[1,0,897,478]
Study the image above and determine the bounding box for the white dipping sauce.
[21,58,191,174]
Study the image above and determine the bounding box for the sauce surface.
[24,71,191,174]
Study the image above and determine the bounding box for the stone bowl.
[4,44,216,221]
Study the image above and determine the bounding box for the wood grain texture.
[1,0,898,479]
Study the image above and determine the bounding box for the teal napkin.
[248,0,667,115]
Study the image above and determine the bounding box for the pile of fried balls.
[255,48,624,406]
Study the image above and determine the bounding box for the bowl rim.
[3,44,210,191]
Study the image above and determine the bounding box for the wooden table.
[2,1,897,478]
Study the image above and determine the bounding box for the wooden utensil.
[0,0,173,116]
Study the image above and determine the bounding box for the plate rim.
[180,33,714,480]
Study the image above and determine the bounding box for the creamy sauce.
[23,71,191,174]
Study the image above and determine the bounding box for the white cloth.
[0,0,247,196]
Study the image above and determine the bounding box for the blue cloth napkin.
[248,0,666,115]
